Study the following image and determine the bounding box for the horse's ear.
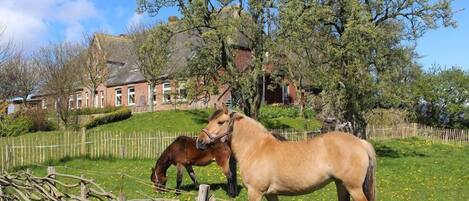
[222,104,229,114]
[232,112,243,121]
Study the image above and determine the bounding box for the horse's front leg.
[185,165,198,187]
[176,164,183,195]
[217,155,238,197]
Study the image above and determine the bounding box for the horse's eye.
[218,121,225,125]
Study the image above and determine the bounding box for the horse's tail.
[362,140,376,201]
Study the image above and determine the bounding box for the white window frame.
[42,99,47,109]
[162,82,172,104]
[128,87,135,105]
[177,82,187,102]
[76,93,82,109]
[115,88,122,106]
[148,84,157,105]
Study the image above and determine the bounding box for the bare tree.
[80,33,108,108]
[0,26,16,102]
[34,42,84,127]
[7,53,41,107]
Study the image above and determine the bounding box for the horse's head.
[150,167,167,191]
[196,105,242,150]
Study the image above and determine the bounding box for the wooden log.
[197,184,210,201]
[80,174,88,199]
[47,166,56,187]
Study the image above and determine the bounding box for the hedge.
[259,105,315,119]
[0,116,33,137]
[84,108,132,129]
[72,106,123,115]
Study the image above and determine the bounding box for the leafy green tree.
[137,0,276,119]
[413,66,469,128]
[129,23,172,112]
[276,0,456,137]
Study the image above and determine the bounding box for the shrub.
[0,116,33,137]
[365,108,409,126]
[259,105,298,119]
[303,108,316,119]
[84,108,132,129]
[259,105,316,119]
[23,108,57,132]
[72,106,123,115]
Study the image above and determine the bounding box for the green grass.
[90,109,321,133]
[14,137,469,200]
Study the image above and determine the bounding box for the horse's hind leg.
[185,165,198,187]
[347,187,367,201]
[265,194,279,201]
[335,180,350,201]
[176,164,183,195]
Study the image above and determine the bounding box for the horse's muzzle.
[196,138,208,150]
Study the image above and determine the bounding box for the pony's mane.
[208,109,225,121]
[237,113,288,141]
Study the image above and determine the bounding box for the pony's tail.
[362,140,376,201]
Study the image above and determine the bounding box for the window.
[177,82,187,102]
[148,84,157,105]
[100,91,104,108]
[42,99,47,109]
[282,85,289,104]
[85,92,89,107]
[69,95,74,109]
[162,82,171,103]
[115,88,122,106]
[76,93,82,108]
[128,87,135,105]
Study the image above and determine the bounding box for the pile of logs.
[0,167,115,200]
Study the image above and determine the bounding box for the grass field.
[15,137,469,201]
[90,109,321,132]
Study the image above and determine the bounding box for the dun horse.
[150,136,237,197]
[196,107,376,201]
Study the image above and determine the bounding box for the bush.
[259,105,316,119]
[365,108,409,126]
[259,105,299,119]
[84,108,132,129]
[23,108,57,132]
[72,106,123,115]
[0,116,33,137]
[303,108,316,119]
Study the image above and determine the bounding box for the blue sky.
[0,0,467,70]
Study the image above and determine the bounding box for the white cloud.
[127,13,144,28]
[0,0,102,51]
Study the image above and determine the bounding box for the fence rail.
[366,123,469,144]
[1,125,468,171]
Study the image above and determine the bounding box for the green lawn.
[90,109,321,133]
[15,137,469,201]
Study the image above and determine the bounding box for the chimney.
[168,16,178,23]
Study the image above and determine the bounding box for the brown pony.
[196,107,376,201]
[150,136,238,197]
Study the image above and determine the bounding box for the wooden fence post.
[80,128,87,155]
[47,166,56,187]
[197,184,210,201]
[80,174,88,199]
[6,145,12,171]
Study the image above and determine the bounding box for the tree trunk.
[149,82,155,112]
[90,89,95,108]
